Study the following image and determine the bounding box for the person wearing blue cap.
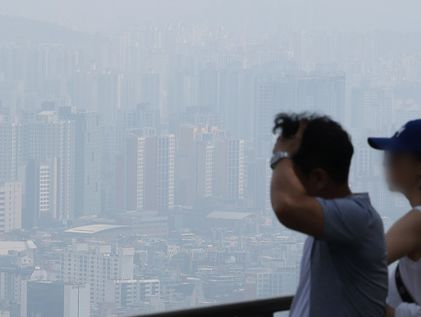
[368,119,421,317]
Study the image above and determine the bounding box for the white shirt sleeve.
[395,303,421,317]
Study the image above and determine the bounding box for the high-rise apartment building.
[253,73,345,148]
[213,138,245,202]
[175,125,198,206]
[21,281,90,317]
[23,111,76,221]
[0,182,22,233]
[23,159,59,227]
[194,140,214,200]
[0,240,36,311]
[0,122,22,183]
[73,112,101,217]
[126,133,175,211]
[60,243,134,312]
[106,279,160,308]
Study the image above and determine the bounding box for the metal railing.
[137,295,293,317]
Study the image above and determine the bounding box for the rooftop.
[206,211,254,220]
[64,224,127,235]
[0,240,37,255]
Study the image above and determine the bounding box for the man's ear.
[310,168,330,192]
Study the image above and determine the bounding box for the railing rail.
[136,295,293,317]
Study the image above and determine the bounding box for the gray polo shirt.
[289,193,388,317]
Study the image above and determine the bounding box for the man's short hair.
[273,112,354,183]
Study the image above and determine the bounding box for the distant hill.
[0,15,97,45]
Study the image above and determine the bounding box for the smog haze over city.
[0,0,419,316]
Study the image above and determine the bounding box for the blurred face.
[384,152,421,193]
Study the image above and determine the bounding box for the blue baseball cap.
[368,119,421,153]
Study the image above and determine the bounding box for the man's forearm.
[270,158,307,210]
[270,159,323,237]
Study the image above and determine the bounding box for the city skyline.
[0,2,420,316]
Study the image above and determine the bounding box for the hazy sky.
[2,0,421,33]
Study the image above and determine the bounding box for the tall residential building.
[127,133,175,211]
[295,73,346,123]
[217,68,256,139]
[141,73,161,111]
[174,125,198,206]
[73,112,101,217]
[175,126,221,206]
[253,75,295,147]
[0,240,36,310]
[60,243,134,312]
[197,68,217,109]
[126,103,160,131]
[194,140,214,200]
[213,138,245,202]
[23,111,76,221]
[156,135,175,210]
[0,182,22,233]
[0,122,22,183]
[253,72,345,149]
[96,71,119,123]
[247,156,271,211]
[106,279,160,309]
[21,281,90,317]
[23,159,59,228]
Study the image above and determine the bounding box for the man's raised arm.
[270,123,324,238]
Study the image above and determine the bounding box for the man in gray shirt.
[270,113,387,317]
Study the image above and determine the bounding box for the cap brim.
[367,137,404,151]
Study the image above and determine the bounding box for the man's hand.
[273,120,308,155]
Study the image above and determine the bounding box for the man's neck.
[319,183,352,200]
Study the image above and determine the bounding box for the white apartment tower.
[61,243,134,311]
[195,141,214,199]
[0,123,22,183]
[127,133,175,211]
[157,135,175,210]
[106,279,160,308]
[213,138,245,201]
[0,182,22,232]
[24,111,76,221]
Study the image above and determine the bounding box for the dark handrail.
[135,295,293,317]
